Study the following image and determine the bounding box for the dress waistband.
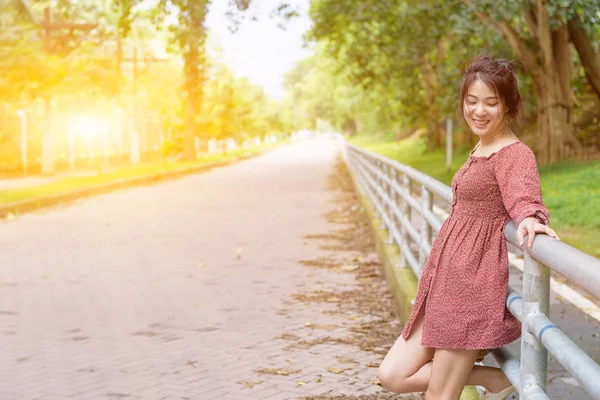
[451,202,508,219]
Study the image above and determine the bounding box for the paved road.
[0,140,414,400]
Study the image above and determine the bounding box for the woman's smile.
[473,118,489,128]
[463,79,507,138]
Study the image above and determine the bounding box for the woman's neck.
[478,131,518,149]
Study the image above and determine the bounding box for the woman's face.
[463,79,508,139]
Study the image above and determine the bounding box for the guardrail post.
[380,162,388,230]
[521,250,550,398]
[419,186,433,269]
[385,165,394,244]
[367,160,381,219]
[399,175,410,267]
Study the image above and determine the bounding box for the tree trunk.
[568,14,600,100]
[182,2,208,161]
[533,85,578,163]
[184,94,196,161]
[531,25,581,163]
[532,68,581,163]
[464,1,583,163]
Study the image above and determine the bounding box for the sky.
[205,0,313,99]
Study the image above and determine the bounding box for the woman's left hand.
[517,217,560,248]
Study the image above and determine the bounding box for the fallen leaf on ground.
[257,367,301,376]
[327,367,345,374]
[281,333,299,340]
[336,357,359,364]
[350,325,373,334]
[306,323,339,331]
[342,264,360,272]
[237,380,263,389]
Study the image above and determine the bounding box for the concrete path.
[0,139,414,400]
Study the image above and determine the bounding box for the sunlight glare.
[68,114,110,138]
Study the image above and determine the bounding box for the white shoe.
[482,385,515,400]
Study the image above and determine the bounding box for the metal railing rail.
[341,139,600,399]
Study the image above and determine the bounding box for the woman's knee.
[377,362,408,393]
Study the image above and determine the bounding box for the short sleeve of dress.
[493,144,550,228]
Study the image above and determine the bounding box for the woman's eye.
[488,103,498,107]
[467,101,476,105]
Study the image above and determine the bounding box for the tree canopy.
[292,0,600,163]
[0,0,290,173]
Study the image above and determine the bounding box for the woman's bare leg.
[377,311,435,393]
[378,312,512,395]
[426,348,479,400]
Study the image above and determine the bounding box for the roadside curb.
[343,158,482,400]
[0,148,274,219]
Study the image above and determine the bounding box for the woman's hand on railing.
[517,217,561,248]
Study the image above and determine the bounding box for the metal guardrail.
[340,139,600,399]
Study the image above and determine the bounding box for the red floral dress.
[401,141,550,350]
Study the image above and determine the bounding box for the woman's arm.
[493,145,560,248]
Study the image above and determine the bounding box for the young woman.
[377,55,560,400]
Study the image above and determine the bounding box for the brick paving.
[0,139,417,400]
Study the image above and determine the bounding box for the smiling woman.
[377,55,559,400]
[459,58,522,146]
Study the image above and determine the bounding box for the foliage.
[461,0,600,161]
[288,0,600,161]
[303,0,513,145]
[0,0,289,173]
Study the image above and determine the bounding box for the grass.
[0,141,284,206]
[348,134,600,258]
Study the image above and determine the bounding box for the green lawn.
[349,135,600,258]
[0,142,283,206]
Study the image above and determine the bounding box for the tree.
[301,0,600,162]
[116,0,210,161]
[306,0,510,145]
[463,0,600,163]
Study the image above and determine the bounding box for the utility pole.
[116,39,170,164]
[39,7,96,174]
[129,44,140,163]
